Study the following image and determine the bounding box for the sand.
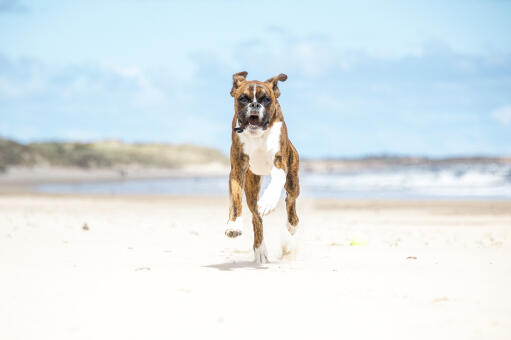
[0,193,510,339]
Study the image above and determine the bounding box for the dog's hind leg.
[284,147,300,236]
[244,170,268,264]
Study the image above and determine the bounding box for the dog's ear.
[265,73,287,98]
[230,71,248,97]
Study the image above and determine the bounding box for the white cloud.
[2,41,511,156]
[492,106,511,125]
[290,41,337,77]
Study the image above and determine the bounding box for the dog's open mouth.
[248,114,261,126]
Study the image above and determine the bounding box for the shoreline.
[1,191,510,212]
[0,165,230,193]
[2,165,511,201]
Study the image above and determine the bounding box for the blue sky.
[1,0,511,157]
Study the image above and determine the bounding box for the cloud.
[203,36,511,155]
[0,51,235,150]
[0,0,27,13]
[228,30,338,78]
[0,54,173,108]
[1,35,511,156]
[492,106,511,125]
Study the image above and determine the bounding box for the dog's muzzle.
[233,105,269,133]
[247,113,261,126]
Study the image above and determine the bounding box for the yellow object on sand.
[349,233,368,246]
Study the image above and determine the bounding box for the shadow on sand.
[202,261,269,271]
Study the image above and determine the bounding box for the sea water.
[36,163,511,199]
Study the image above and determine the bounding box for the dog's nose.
[249,102,261,109]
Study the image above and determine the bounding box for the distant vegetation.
[0,138,228,172]
[2,137,509,174]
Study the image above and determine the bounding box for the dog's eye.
[238,95,250,104]
[261,96,272,105]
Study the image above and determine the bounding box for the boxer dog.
[224,71,300,264]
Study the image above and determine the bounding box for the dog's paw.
[287,221,298,236]
[281,223,298,258]
[254,241,269,264]
[257,187,282,216]
[225,219,242,238]
[225,229,242,238]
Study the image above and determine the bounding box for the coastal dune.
[1,194,510,339]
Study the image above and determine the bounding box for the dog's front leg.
[258,165,286,216]
[225,156,247,238]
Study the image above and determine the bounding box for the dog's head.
[230,71,287,134]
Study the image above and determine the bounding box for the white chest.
[238,122,282,176]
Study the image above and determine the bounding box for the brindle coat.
[227,71,300,251]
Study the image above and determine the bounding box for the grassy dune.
[0,138,228,172]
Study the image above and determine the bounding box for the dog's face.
[230,72,287,134]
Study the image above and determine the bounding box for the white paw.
[254,240,269,264]
[257,187,282,216]
[287,221,298,235]
[225,218,242,238]
[282,222,298,256]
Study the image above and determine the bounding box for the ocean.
[36,162,511,199]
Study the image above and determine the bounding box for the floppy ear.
[230,71,248,97]
[265,73,287,98]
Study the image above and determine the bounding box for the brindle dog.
[225,71,300,264]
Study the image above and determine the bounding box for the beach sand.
[0,193,510,339]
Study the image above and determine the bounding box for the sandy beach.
[3,1,510,339]
[0,193,510,339]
